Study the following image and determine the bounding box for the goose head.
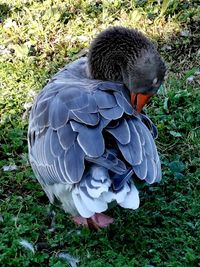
[88,26,166,112]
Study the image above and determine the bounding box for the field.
[0,1,200,266]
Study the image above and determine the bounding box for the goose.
[28,26,166,229]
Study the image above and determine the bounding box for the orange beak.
[131,93,153,112]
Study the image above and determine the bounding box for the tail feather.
[72,165,139,217]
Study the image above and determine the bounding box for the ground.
[0,1,200,266]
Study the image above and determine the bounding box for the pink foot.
[71,213,114,230]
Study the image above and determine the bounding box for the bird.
[28,26,166,229]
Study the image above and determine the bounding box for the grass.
[0,0,200,266]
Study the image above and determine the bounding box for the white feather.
[91,179,106,187]
[72,187,94,218]
[101,190,114,203]
[41,165,140,218]
[57,252,79,267]
[119,183,139,209]
[79,187,108,213]
[43,183,78,215]
[86,182,109,198]
[90,166,109,182]
[84,165,111,198]
[102,183,130,203]
[19,239,35,253]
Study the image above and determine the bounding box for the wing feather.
[117,119,143,166]
[71,110,99,125]
[70,121,104,158]
[49,97,69,129]
[145,157,157,184]
[100,105,123,120]
[140,113,158,138]
[63,142,85,183]
[57,124,77,150]
[58,87,89,110]
[94,90,117,108]
[77,94,98,113]
[133,153,147,180]
[43,128,54,164]
[85,150,127,175]
[132,118,161,183]
[114,92,133,115]
[106,118,131,145]
[35,105,50,128]
[50,129,63,157]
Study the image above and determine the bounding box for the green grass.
[0,0,200,266]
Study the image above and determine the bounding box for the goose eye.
[153,77,158,85]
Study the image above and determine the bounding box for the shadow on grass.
[0,4,10,22]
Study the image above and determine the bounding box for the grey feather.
[98,117,110,130]
[34,105,49,128]
[50,129,63,157]
[117,119,142,166]
[133,118,145,145]
[137,122,154,158]
[58,151,70,182]
[58,87,88,110]
[155,158,162,182]
[78,94,98,113]
[70,121,104,158]
[112,168,134,190]
[133,118,161,183]
[34,100,49,117]
[106,118,131,145]
[53,158,69,183]
[49,97,69,129]
[37,90,56,103]
[145,157,157,184]
[99,105,123,120]
[57,124,77,150]
[133,153,147,180]
[71,110,99,125]
[130,118,160,182]
[98,81,124,92]
[94,90,117,108]
[114,92,133,115]
[85,149,127,175]
[43,128,55,164]
[64,142,85,183]
[140,113,158,139]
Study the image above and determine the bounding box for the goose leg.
[72,213,114,229]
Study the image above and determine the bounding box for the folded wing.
[28,58,161,200]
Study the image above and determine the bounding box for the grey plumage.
[28,27,165,219]
[71,121,104,158]
[28,57,161,215]
[85,149,127,175]
[106,119,130,145]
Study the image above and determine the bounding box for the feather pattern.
[106,119,131,145]
[117,119,143,166]
[28,57,161,218]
